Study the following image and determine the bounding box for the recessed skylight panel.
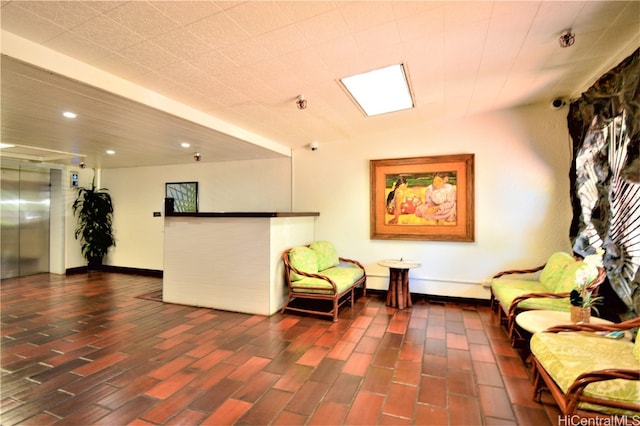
[340,64,414,117]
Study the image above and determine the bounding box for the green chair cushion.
[288,246,318,281]
[491,278,571,311]
[634,336,640,363]
[554,260,598,293]
[531,332,639,416]
[292,265,364,295]
[540,252,575,291]
[309,241,339,271]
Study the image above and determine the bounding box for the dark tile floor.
[0,272,561,425]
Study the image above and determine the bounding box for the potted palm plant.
[72,179,115,270]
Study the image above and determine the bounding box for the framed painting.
[165,181,199,213]
[370,154,474,241]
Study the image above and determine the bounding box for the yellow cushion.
[531,332,639,416]
[491,278,570,312]
[309,241,339,271]
[288,246,318,281]
[540,252,575,291]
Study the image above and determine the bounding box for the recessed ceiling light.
[181,142,191,148]
[63,111,77,118]
[105,150,115,155]
[340,63,414,117]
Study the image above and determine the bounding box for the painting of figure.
[370,154,473,241]
[385,173,458,225]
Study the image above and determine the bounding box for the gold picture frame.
[370,154,474,241]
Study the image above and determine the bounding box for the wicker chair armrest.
[281,249,338,292]
[545,317,640,333]
[507,291,570,320]
[564,369,640,414]
[492,264,545,279]
[339,257,365,270]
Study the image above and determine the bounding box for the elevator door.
[1,166,50,279]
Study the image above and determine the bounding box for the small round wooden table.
[378,259,421,310]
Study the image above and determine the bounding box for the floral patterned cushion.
[309,241,339,271]
[554,260,597,293]
[540,252,575,291]
[288,246,318,281]
[292,265,364,294]
[531,332,639,416]
[634,336,640,363]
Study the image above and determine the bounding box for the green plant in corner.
[72,179,115,270]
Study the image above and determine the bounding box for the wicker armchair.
[281,242,366,322]
[490,252,606,346]
[530,317,640,420]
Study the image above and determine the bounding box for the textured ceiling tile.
[0,3,67,43]
[104,2,182,39]
[118,39,181,70]
[185,11,250,49]
[337,2,395,33]
[72,15,145,52]
[218,38,272,67]
[351,21,401,52]
[150,1,223,26]
[254,25,311,57]
[224,1,295,36]
[93,53,152,80]
[152,28,214,61]
[395,8,445,44]
[44,32,114,64]
[391,1,442,19]
[12,1,100,29]
[294,9,351,44]
[188,50,238,77]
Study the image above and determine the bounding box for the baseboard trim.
[366,289,490,307]
[66,265,163,278]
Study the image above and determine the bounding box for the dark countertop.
[165,211,319,218]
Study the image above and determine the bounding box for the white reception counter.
[163,212,318,316]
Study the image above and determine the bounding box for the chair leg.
[281,294,293,314]
[531,359,544,403]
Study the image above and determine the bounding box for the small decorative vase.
[570,306,591,323]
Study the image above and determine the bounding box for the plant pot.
[88,257,103,271]
[570,306,591,323]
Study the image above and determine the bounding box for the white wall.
[65,102,574,302]
[293,102,574,299]
[88,157,292,270]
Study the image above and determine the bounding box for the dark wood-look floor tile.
[382,382,418,419]
[473,360,505,387]
[307,401,349,425]
[479,384,517,421]
[448,393,483,425]
[414,403,448,425]
[392,359,421,386]
[163,407,207,425]
[140,385,203,424]
[0,273,556,425]
[344,390,385,425]
[323,373,362,405]
[200,398,253,425]
[285,380,330,416]
[236,388,292,425]
[448,367,477,396]
[418,375,447,406]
